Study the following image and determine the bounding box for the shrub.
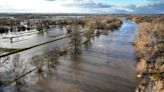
[135,16,164,92]
[155,56,164,72]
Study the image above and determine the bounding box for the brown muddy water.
[0,20,138,92]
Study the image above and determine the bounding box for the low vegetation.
[81,16,122,44]
[134,16,164,92]
[84,16,122,31]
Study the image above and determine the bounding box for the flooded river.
[1,19,138,92]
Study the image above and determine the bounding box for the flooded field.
[0,19,139,92]
[0,25,68,49]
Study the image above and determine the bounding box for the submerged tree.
[0,56,9,86]
[10,54,27,91]
[31,55,44,73]
[31,47,60,76]
[30,55,45,81]
[70,24,82,55]
[83,28,94,42]
[67,25,72,33]
[43,47,60,68]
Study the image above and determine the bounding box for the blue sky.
[0,0,163,14]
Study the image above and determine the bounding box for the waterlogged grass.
[0,48,22,53]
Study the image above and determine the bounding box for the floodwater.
[0,25,67,48]
[0,19,138,92]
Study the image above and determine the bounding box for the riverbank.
[133,16,164,92]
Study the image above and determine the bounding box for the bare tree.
[0,56,9,66]
[83,28,94,42]
[10,54,27,91]
[70,24,82,55]
[0,56,9,86]
[43,47,60,70]
[67,25,72,33]
[30,55,45,81]
[31,55,44,73]
[31,47,60,74]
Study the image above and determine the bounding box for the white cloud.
[0,0,95,13]
[111,6,134,12]
[0,0,163,14]
[0,0,64,13]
